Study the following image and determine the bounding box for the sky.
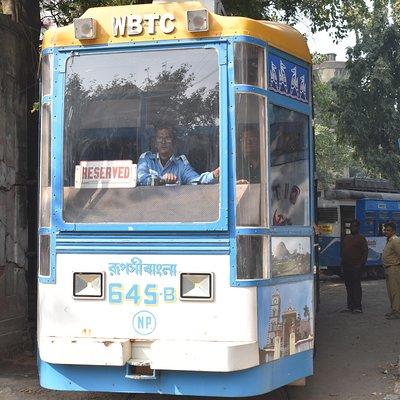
[295,22,356,61]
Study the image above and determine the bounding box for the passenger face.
[243,130,260,160]
[384,226,396,238]
[155,129,174,159]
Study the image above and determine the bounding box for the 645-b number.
[108,283,176,305]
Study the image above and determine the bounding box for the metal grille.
[317,207,338,223]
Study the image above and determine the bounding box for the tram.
[38,0,315,396]
[318,178,400,277]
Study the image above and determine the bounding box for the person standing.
[382,222,400,319]
[341,220,369,313]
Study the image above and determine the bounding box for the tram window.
[271,237,311,277]
[63,48,220,223]
[235,93,267,226]
[269,105,310,226]
[234,42,265,87]
[39,235,50,277]
[365,219,375,235]
[379,211,389,219]
[237,236,268,279]
[39,103,51,227]
[41,54,52,96]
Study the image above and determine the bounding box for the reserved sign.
[75,160,137,188]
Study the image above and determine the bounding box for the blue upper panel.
[268,53,310,104]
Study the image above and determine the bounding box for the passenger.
[236,128,260,184]
[137,126,220,186]
[340,219,368,314]
[382,222,400,319]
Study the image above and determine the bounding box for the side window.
[269,105,310,226]
[39,103,51,227]
[235,93,267,227]
[237,236,269,279]
[234,42,265,88]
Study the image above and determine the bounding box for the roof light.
[74,18,97,40]
[186,9,209,32]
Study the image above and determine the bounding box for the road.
[1,276,399,400]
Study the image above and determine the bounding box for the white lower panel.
[151,340,259,372]
[39,337,131,366]
[39,336,260,372]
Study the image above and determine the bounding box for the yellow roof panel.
[42,1,311,63]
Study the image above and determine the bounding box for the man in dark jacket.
[341,220,369,313]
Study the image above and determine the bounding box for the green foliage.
[40,0,369,39]
[311,52,328,66]
[40,0,146,26]
[334,0,400,187]
[224,0,368,39]
[313,54,372,188]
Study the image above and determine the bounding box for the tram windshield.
[63,48,220,224]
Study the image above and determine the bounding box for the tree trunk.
[19,0,41,342]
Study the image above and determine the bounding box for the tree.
[334,0,400,187]
[223,0,368,39]
[40,0,147,27]
[40,0,369,39]
[313,55,370,188]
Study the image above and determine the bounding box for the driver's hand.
[212,167,220,180]
[162,173,178,183]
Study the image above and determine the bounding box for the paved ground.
[288,276,400,400]
[0,276,399,400]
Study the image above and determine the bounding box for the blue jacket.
[137,152,215,186]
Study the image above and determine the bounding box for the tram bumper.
[39,337,259,372]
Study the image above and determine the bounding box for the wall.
[0,13,29,355]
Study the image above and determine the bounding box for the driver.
[137,125,220,186]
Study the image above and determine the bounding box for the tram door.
[340,206,356,238]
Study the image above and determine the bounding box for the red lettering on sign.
[112,166,118,178]
[100,167,105,179]
[93,167,100,179]
[106,167,111,179]
[87,167,93,179]
[124,167,129,178]
[118,167,124,178]
[82,167,88,179]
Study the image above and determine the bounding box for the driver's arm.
[179,156,217,185]
[137,152,157,186]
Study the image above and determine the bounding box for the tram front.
[38,1,314,397]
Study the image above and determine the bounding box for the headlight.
[73,272,104,299]
[180,273,213,301]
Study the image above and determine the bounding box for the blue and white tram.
[37,1,315,396]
